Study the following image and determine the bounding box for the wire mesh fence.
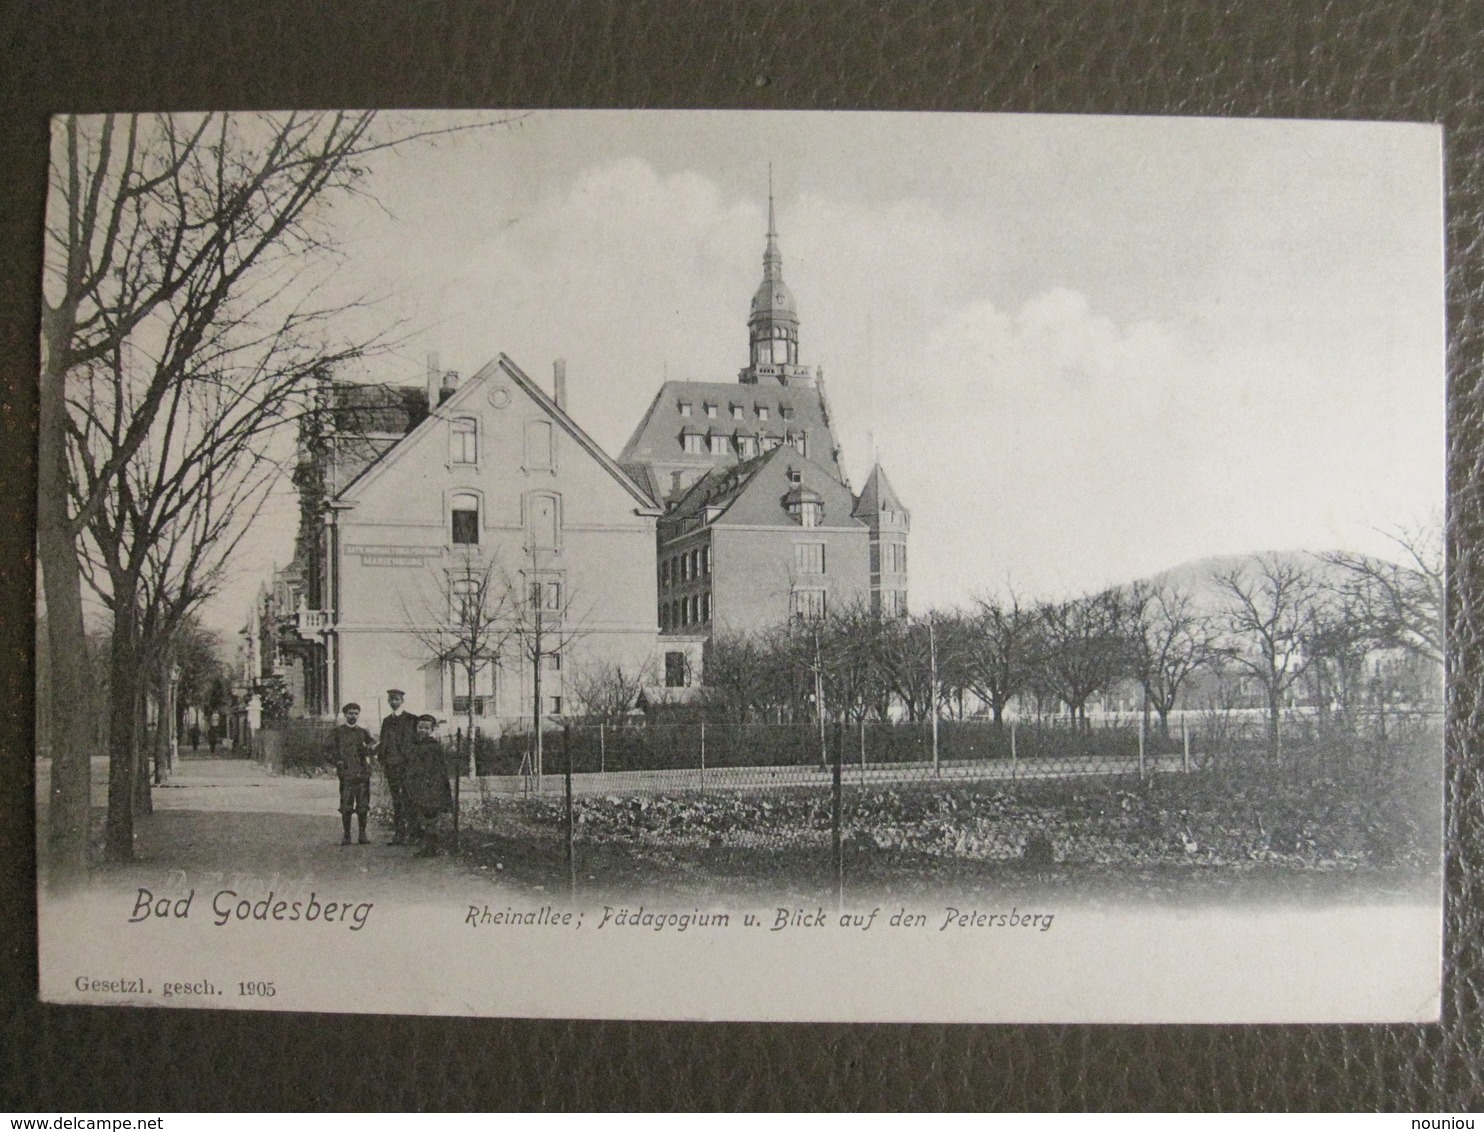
[444,708,1441,896]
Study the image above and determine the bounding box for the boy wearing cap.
[378,688,419,845]
[406,714,453,857]
[326,703,376,845]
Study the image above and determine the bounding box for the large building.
[620,188,910,642]
[282,355,663,723]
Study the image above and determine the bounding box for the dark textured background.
[1,0,1480,1111]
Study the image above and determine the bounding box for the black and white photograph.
[35,109,1444,1022]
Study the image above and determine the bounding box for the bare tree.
[567,660,650,724]
[1031,589,1131,728]
[403,551,518,776]
[40,111,514,875]
[1323,518,1444,666]
[1126,581,1219,736]
[1213,554,1320,758]
[963,592,1036,726]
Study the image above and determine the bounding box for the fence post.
[859,718,866,786]
[833,720,844,913]
[1011,720,1018,783]
[564,724,575,901]
[699,719,706,788]
[1138,711,1146,780]
[1182,716,1190,773]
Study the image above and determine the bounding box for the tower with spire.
[741,171,813,387]
[618,172,909,643]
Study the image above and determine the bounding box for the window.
[704,403,718,419]
[761,435,782,451]
[700,591,710,623]
[701,545,710,575]
[709,434,729,455]
[791,589,827,621]
[794,542,825,575]
[528,579,562,611]
[449,576,480,622]
[738,435,758,459]
[526,419,554,470]
[756,405,770,421]
[690,594,700,623]
[660,603,669,630]
[660,559,670,588]
[452,663,494,716]
[887,542,907,573]
[451,492,479,545]
[679,401,693,417]
[545,651,561,671]
[665,651,687,688]
[528,493,559,549]
[800,501,822,528]
[689,548,700,578]
[683,432,706,455]
[881,589,907,617]
[730,404,744,420]
[779,405,795,421]
[548,696,562,715]
[451,417,478,464]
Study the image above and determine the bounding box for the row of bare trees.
[695,541,1444,755]
[40,112,508,878]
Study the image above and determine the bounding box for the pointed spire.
[763,163,782,281]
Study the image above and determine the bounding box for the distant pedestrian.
[188,723,200,752]
[207,720,219,754]
[405,714,452,857]
[326,703,375,846]
[377,688,419,846]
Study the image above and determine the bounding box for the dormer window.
[730,403,744,420]
[704,403,718,419]
[679,401,693,417]
[683,431,706,455]
[756,405,769,421]
[451,417,478,464]
[738,435,758,459]
[779,405,795,421]
[761,435,782,452]
[787,468,802,486]
[709,433,729,456]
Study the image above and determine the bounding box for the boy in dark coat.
[326,703,375,845]
[406,714,453,857]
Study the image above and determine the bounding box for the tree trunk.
[133,684,153,816]
[1266,688,1282,764]
[38,347,91,884]
[105,598,141,860]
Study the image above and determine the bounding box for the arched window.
[451,492,479,545]
[528,493,560,550]
[450,417,478,464]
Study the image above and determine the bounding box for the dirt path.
[43,755,531,903]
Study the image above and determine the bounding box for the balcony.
[296,604,332,634]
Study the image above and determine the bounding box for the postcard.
[35,110,1444,1021]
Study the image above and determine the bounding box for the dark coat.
[378,710,420,770]
[405,735,453,814]
[325,724,375,782]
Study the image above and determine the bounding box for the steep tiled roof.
[329,381,429,435]
[663,445,864,533]
[619,379,842,480]
[852,463,909,520]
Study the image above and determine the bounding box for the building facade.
[620,186,910,645]
[286,354,663,723]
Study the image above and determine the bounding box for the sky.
[205,109,1444,634]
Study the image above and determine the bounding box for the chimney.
[670,470,684,501]
[553,358,568,411]
[440,369,460,405]
[425,352,440,412]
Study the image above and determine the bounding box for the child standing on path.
[326,703,376,845]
